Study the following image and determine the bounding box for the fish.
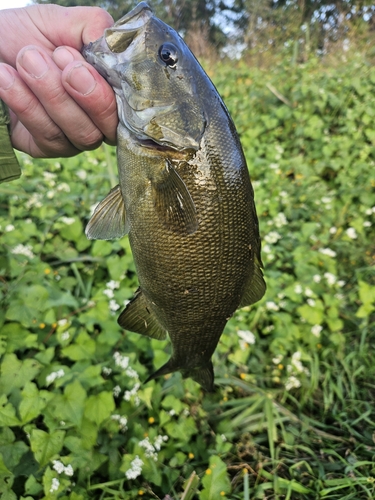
[82,1,266,392]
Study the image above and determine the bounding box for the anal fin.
[118,289,167,340]
[86,184,129,240]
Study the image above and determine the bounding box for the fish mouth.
[104,2,153,54]
[82,2,153,71]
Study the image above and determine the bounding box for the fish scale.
[83,2,266,391]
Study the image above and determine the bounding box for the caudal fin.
[144,359,215,392]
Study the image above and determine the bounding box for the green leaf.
[199,456,231,500]
[0,453,12,479]
[0,396,21,427]
[29,429,65,467]
[0,354,41,396]
[51,380,86,427]
[84,392,115,426]
[19,382,47,424]
[61,331,96,361]
[0,441,28,471]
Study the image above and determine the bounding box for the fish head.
[83,2,207,152]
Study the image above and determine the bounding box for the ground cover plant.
[0,53,375,499]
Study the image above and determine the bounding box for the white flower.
[337,280,345,287]
[102,367,112,376]
[294,284,302,294]
[106,280,120,290]
[52,459,74,477]
[11,244,35,259]
[57,183,70,192]
[304,287,314,297]
[264,325,275,333]
[363,221,371,227]
[266,301,279,311]
[113,352,129,370]
[43,171,56,182]
[307,298,316,307]
[238,330,256,345]
[262,244,272,254]
[46,369,65,385]
[139,437,157,459]
[58,318,68,327]
[123,382,140,402]
[125,456,143,480]
[5,224,15,232]
[109,299,120,312]
[313,274,321,283]
[273,212,288,228]
[50,478,60,493]
[272,355,283,364]
[264,231,282,244]
[346,227,357,239]
[103,288,114,299]
[52,460,65,475]
[311,325,323,337]
[125,367,139,379]
[61,332,70,341]
[26,193,43,209]
[112,414,128,431]
[324,272,336,285]
[60,216,75,225]
[169,409,176,416]
[64,465,74,476]
[319,248,337,258]
[270,162,279,170]
[113,385,121,397]
[285,376,301,391]
[76,169,87,180]
[321,197,332,204]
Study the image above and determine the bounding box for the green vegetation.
[1,54,375,499]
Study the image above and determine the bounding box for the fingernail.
[20,48,48,78]
[53,47,75,70]
[67,63,96,95]
[0,65,14,89]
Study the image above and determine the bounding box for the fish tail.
[144,359,178,385]
[144,358,215,392]
[182,361,215,392]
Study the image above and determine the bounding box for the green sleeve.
[0,99,21,184]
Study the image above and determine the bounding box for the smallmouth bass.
[83,2,266,391]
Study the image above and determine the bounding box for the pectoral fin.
[239,257,266,307]
[85,185,129,240]
[152,160,198,235]
[118,288,167,340]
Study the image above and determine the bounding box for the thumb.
[29,5,114,49]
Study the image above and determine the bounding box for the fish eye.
[158,43,178,68]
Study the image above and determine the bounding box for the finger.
[17,45,105,151]
[0,63,78,157]
[29,5,114,48]
[60,53,118,145]
[52,46,81,71]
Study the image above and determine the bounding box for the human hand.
[0,4,118,158]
